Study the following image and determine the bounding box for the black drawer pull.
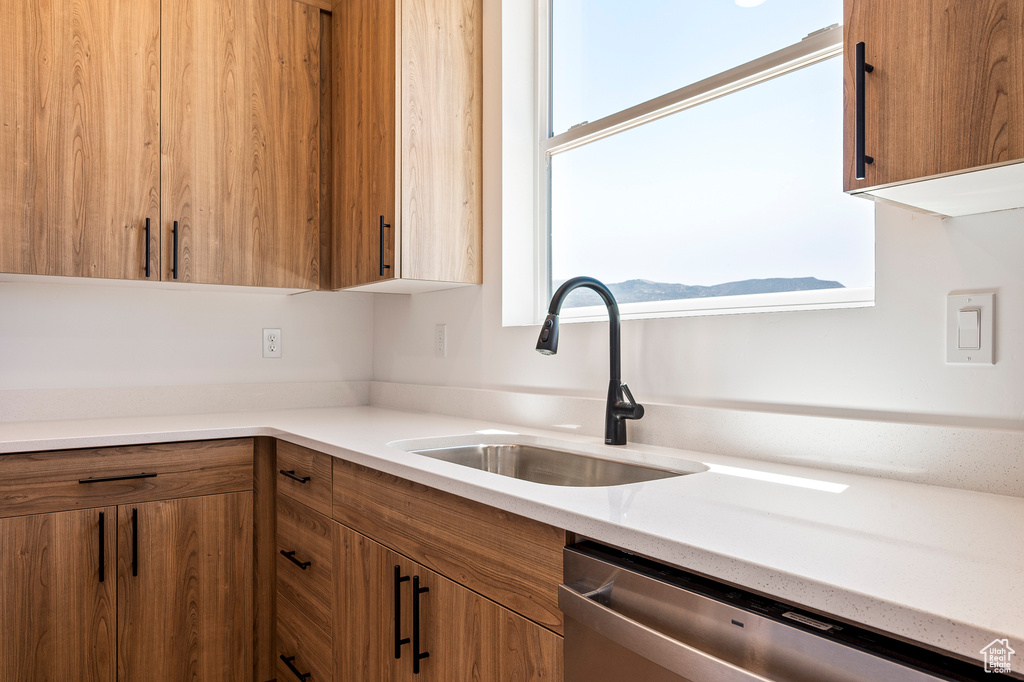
[279,654,312,681]
[280,550,312,570]
[379,215,392,276]
[854,41,874,180]
[79,472,158,484]
[131,507,139,577]
[172,220,179,279]
[412,575,430,674]
[144,218,151,278]
[279,469,311,484]
[394,565,411,659]
[98,511,105,583]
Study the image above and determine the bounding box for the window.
[539,0,874,320]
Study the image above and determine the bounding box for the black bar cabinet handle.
[379,215,391,276]
[98,511,105,583]
[144,218,151,278]
[412,575,430,674]
[855,41,874,180]
[394,565,410,659]
[79,472,158,484]
[279,469,311,484]
[172,220,179,279]
[279,655,312,681]
[131,508,138,577]
[280,550,312,570]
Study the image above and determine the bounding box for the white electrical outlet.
[435,324,447,358]
[263,328,282,358]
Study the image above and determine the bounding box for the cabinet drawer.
[0,439,253,518]
[333,457,567,634]
[276,594,331,682]
[276,441,333,516]
[276,492,333,635]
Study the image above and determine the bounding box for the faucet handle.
[617,383,645,420]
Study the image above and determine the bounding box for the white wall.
[373,204,1024,423]
[372,0,1024,425]
[0,280,374,390]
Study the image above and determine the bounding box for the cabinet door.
[117,492,253,682]
[0,507,116,682]
[333,0,398,288]
[0,0,160,280]
[394,554,563,682]
[844,0,1024,191]
[333,522,562,682]
[162,0,321,288]
[333,521,395,681]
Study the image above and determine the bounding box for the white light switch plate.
[946,293,993,365]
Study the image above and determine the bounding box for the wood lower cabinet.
[117,492,253,682]
[0,439,257,681]
[331,0,483,292]
[0,507,117,682]
[333,522,563,682]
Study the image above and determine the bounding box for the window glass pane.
[551,0,842,135]
[549,58,873,310]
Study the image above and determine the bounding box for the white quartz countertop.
[1,405,1021,671]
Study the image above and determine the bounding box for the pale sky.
[549,0,875,290]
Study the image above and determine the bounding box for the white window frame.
[530,5,873,323]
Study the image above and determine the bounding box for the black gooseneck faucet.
[535,276,644,445]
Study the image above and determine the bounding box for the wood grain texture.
[844,0,1024,191]
[117,492,253,682]
[402,553,563,682]
[277,590,333,682]
[162,0,320,287]
[0,507,116,682]
[333,519,392,682]
[332,458,566,634]
[400,0,482,284]
[0,0,160,279]
[276,492,334,635]
[319,10,334,291]
[0,438,253,518]
[276,439,333,516]
[253,437,277,682]
[333,0,399,288]
[332,522,562,682]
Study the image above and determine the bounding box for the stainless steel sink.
[409,443,696,487]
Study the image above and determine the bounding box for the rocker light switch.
[957,310,980,350]
[947,293,994,364]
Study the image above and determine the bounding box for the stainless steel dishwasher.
[561,542,1009,682]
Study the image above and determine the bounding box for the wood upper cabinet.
[162,0,322,288]
[331,0,483,292]
[0,0,321,288]
[117,492,253,682]
[0,507,117,682]
[844,0,1024,198]
[0,0,160,280]
[333,522,563,682]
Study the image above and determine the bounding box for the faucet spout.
[536,276,644,445]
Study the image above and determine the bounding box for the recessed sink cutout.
[391,436,707,487]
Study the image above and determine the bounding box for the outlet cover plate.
[263,328,282,358]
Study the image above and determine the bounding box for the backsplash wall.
[0,280,374,390]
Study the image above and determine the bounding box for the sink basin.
[409,443,695,487]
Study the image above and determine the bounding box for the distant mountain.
[556,277,844,308]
